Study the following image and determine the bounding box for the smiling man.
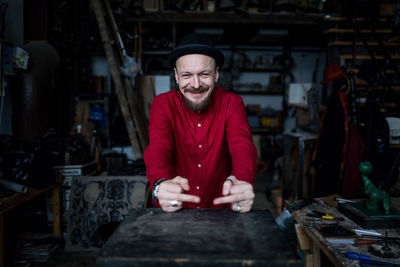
[143,33,257,213]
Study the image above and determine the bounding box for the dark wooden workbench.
[96,208,302,266]
[291,201,400,267]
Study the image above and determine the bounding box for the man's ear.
[215,67,219,82]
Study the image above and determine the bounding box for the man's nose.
[191,75,200,88]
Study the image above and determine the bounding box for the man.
[144,33,257,213]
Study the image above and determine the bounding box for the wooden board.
[97,208,302,266]
[0,185,54,213]
[91,0,144,158]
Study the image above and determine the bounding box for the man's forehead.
[175,54,216,69]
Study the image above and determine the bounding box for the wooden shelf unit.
[0,177,62,267]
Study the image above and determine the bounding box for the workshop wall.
[0,0,23,135]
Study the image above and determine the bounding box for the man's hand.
[212,175,254,213]
[157,176,200,212]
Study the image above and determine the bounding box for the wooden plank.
[102,0,148,151]
[324,16,387,22]
[122,78,149,151]
[91,0,143,158]
[340,54,400,60]
[98,0,148,154]
[124,11,324,25]
[295,224,312,250]
[357,85,400,90]
[52,183,61,235]
[298,219,348,267]
[349,68,396,74]
[0,185,54,213]
[312,242,321,267]
[303,250,313,267]
[325,28,391,34]
[329,41,400,47]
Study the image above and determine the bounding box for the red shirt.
[144,87,257,208]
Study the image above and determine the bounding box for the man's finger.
[213,193,243,205]
[160,181,184,193]
[171,176,190,191]
[159,191,200,203]
[222,179,233,196]
[222,175,237,196]
[230,183,254,195]
[232,201,252,213]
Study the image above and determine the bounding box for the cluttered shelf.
[125,10,325,25]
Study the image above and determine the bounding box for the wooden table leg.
[52,183,61,235]
[312,242,321,267]
[0,212,4,267]
[295,224,314,267]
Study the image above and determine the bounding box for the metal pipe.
[0,178,28,193]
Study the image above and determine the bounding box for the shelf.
[329,41,400,47]
[232,90,283,95]
[340,55,400,60]
[324,16,389,22]
[125,11,325,25]
[251,128,283,134]
[349,68,397,74]
[325,28,392,34]
[241,67,285,72]
[357,102,397,108]
[357,85,400,90]
[221,67,285,72]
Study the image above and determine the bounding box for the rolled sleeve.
[226,97,257,184]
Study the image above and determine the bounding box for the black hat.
[168,33,224,68]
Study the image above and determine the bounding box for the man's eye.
[202,73,210,77]
[181,74,190,78]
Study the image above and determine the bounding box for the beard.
[182,86,212,112]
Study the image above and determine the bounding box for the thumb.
[222,176,236,196]
[172,176,190,191]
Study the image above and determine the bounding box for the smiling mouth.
[183,86,209,94]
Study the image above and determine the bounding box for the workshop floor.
[40,173,282,266]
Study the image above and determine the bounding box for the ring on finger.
[236,202,241,212]
[170,200,179,207]
[226,178,234,185]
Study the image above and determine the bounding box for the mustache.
[183,86,209,93]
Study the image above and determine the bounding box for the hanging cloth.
[358,92,391,185]
[312,91,349,197]
[342,125,365,198]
